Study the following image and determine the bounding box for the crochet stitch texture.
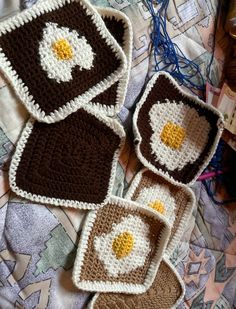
[9,108,125,209]
[2,2,224,306]
[133,72,224,185]
[72,196,171,294]
[0,0,127,123]
[90,259,184,309]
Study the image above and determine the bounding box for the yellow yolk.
[52,38,73,60]
[148,200,165,214]
[160,121,186,149]
[112,232,134,259]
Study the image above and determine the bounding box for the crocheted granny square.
[133,72,224,185]
[72,196,170,293]
[9,107,125,209]
[0,0,127,123]
[91,7,132,115]
[89,257,184,309]
[125,169,195,256]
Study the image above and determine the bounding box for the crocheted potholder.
[0,0,127,123]
[89,258,184,309]
[125,168,195,256]
[91,7,132,115]
[72,196,170,293]
[133,72,224,185]
[9,108,125,209]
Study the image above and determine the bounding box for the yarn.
[91,260,183,309]
[72,196,170,294]
[0,0,127,123]
[9,108,125,209]
[146,0,205,95]
[124,168,195,255]
[133,72,224,185]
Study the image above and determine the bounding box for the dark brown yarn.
[0,2,121,115]
[136,74,220,184]
[91,16,126,106]
[15,109,121,204]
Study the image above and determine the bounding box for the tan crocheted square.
[90,258,184,309]
[72,196,171,293]
[125,168,195,256]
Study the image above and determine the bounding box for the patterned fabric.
[1,0,235,308]
[0,0,127,122]
[133,72,224,185]
[9,108,125,209]
[73,196,170,293]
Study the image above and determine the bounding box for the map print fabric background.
[0,0,236,308]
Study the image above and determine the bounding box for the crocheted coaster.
[0,0,127,123]
[91,7,132,115]
[9,108,125,209]
[89,258,184,309]
[72,196,170,293]
[133,72,224,185]
[125,168,195,256]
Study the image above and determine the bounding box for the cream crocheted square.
[133,72,224,185]
[0,0,127,123]
[72,196,171,293]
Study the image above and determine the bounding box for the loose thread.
[146,0,205,96]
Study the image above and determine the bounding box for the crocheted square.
[133,72,224,185]
[72,196,170,293]
[91,7,132,116]
[9,107,125,209]
[0,0,127,123]
[89,258,184,309]
[125,168,195,256]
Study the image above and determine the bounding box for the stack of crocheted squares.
[0,0,224,308]
[79,73,223,308]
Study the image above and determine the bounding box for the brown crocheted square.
[133,72,224,185]
[9,108,125,209]
[0,0,127,123]
[91,8,132,115]
[72,196,170,293]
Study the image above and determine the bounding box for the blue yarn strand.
[146,0,205,95]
